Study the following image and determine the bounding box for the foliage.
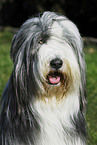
[0,0,97,37]
[0,30,97,144]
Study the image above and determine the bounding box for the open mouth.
[47,71,64,85]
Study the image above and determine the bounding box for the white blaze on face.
[50,20,63,38]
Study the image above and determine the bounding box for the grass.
[0,30,13,96]
[0,30,97,144]
[85,46,97,145]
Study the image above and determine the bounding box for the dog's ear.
[10,31,24,63]
[10,34,17,62]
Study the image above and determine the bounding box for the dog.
[0,11,87,145]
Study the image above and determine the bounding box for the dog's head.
[10,12,86,110]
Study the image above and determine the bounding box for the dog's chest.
[39,121,65,145]
[34,99,67,145]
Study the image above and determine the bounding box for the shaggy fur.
[0,11,87,145]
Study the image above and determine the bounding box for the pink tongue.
[49,76,60,84]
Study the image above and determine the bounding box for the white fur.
[33,96,84,145]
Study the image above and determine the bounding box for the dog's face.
[37,20,81,101]
[10,12,86,107]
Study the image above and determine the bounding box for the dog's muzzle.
[47,58,64,85]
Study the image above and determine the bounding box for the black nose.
[50,58,63,70]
